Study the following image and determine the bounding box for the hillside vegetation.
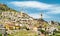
[0,3,17,12]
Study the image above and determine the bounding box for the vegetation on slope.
[0,3,17,12]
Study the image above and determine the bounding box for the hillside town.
[0,3,60,36]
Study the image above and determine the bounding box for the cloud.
[47,6,60,14]
[10,1,52,10]
[10,1,60,14]
[9,1,60,19]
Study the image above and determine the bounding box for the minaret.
[40,13,43,19]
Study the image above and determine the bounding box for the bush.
[40,29,45,34]
[0,34,2,36]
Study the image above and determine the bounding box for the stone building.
[0,24,6,36]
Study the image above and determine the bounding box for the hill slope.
[0,3,17,12]
[0,3,48,28]
[0,3,33,24]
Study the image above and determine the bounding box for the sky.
[0,0,60,22]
